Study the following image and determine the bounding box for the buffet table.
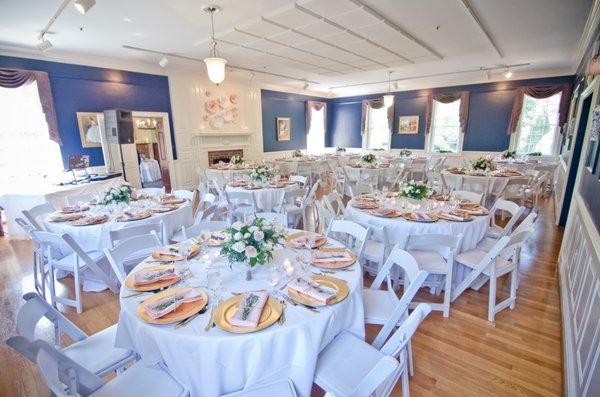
[115,232,364,397]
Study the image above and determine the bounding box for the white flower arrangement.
[398,149,412,157]
[471,156,497,172]
[220,217,285,267]
[291,149,303,158]
[250,165,273,183]
[230,155,245,165]
[361,153,376,164]
[399,180,429,200]
[102,183,133,205]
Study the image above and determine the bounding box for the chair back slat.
[23,202,55,230]
[104,234,162,283]
[380,303,432,357]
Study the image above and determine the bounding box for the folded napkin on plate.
[441,212,464,221]
[312,250,353,263]
[133,267,178,286]
[287,276,337,304]
[414,212,432,221]
[152,246,184,261]
[372,208,396,216]
[289,234,323,248]
[230,291,269,328]
[144,288,204,319]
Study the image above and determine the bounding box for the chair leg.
[488,274,497,322]
[74,260,83,314]
[407,342,414,376]
[401,365,410,397]
[48,266,57,309]
[443,274,452,318]
[509,268,518,310]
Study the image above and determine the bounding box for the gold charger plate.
[214,295,282,334]
[403,213,439,223]
[311,247,357,269]
[69,216,109,226]
[116,212,153,222]
[152,205,179,213]
[151,244,201,261]
[285,232,327,248]
[437,212,474,222]
[288,275,349,307]
[47,213,85,223]
[124,265,181,292]
[137,287,208,324]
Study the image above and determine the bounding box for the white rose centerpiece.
[471,156,496,172]
[250,165,273,183]
[102,182,133,205]
[399,180,429,200]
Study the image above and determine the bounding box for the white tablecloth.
[44,201,192,252]
[441,171,523,196]
[140,159,162,183]
[205,168,253,183]
[115,234,364,397]
[225,184,298,212]
[0,177,125,240]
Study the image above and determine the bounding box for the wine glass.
[267,266,281,292]
[207,270,222,299]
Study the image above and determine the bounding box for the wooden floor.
[0,197,563,396]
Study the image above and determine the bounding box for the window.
[306,106,325,153]
[514,93,561,155]
[0,82,63,184]
[429,99,461,153]
[363,106,390,150]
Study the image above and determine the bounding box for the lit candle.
[283,259,294,276]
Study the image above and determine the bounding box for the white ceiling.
[0,0,594,95]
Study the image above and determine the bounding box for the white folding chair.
[109,221,164,247]
[171,205,223,243]
[359,221,390,277]
[182,221,229,239]
[452,190,483,205]
[404,233,463,317]
[104,233,162,284]
[314,201,336,233]
[289,174,307,187]
[350,183,374,198]
[314,303,431,397]
[23,202,55,230]
[325,219,371,262]
[501,177,532,206]
[8,292,136,377]
[487,199,525,239]
[136,187,165,197]
[171,189,196,201]
[32,339,189,397]
[220,379,297,397]
[16,218,47,297]
[252,212,287,225]
[461,176,490,204]
[32,231,116,313]
[323,190,346,217]
[477,211,537,252]
[454,229,534,321]
[225,190,258,224]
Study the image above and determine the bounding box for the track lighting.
[504,67,512,79]
[248,72,254,82]
[303,80,309,90]
[485,70,491,80]
[74,0,96,14]
[37,35,53,52]
[158,55,169,68]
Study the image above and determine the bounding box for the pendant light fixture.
[203,5,227,85]
[383,71,394,107]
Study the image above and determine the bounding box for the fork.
[175,304,209,329]
[278,299,287,325]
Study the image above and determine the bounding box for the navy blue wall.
[327,75,575,151]
[261,89,327,152]
[0,55,175,168]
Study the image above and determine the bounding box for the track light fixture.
[485,70,491,80]
[248,72,255,82]
[37,34,53,52]
[303,80,309,90]
[74,0,96,14]
[158,55,169,68]
[504,67,513,79]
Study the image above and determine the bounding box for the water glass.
[207,270,222,299]
[267,266,281,292]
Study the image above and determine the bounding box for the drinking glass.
[207,270,222,299]
[267,266,281,292]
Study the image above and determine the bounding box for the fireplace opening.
[207,149,244,165]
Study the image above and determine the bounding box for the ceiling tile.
[300,0,358,17]
[357,43,392,58]
[270,46,313,60]
[296,20,342,37]
[221,46,263,59]
[216,30,260,45]
[245,39,286,52]
[322,31,359,45]
[263,8,316,29]
[330,8,382,29]
[236,20,287,37]
[294,39,333,52]
[268,29,312,46]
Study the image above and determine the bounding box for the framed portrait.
[77,112,103,148]
[398,115,419,134]
[277,117,291,141]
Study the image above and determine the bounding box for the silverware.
[122,291,149,299]
[278,293,318,313]
[278,300,286,325]
[204,300,220,331]
[175,305,209,329]
[231,289,266,295]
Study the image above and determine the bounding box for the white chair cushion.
[363,240,385,262]
[455,249,513,276]
[315,332,394,397]
[476,236,498,252]
[63,325,134,376]
[363,289,396,325]
[281,203,302,213]
[90,363,185,397]
[487,225,505,238]
[54,250,104,271]
[407,249,448,274]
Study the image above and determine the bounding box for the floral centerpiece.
[102,183,133,205]
[436,149,452,153]
[471,156,496,172]
[528,151,542,156]
[220,217,286,279]
[230,155,245,165]
[335,147,346,153]
[291,149,303,158]
[501,150,516,159]
[398,149,412,157]
[250,164,273,183]
[399,180,429,200]
[361,153,376,164]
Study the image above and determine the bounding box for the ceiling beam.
[459,0,504,58]
[348,0,443,60]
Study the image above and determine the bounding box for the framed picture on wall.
[76,112,103,148]
[277,117,291,141]
[398,115,419,134]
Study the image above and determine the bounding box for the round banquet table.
[225,183,298,212]
[441,170,526,197]
[205,167,253,182]
[115,232,364,397]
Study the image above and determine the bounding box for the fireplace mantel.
[193,131,253,137]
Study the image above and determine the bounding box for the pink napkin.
[289,233,324,248]
[312,250,353,263]
[442,212,464,221]
[133,267,179,286]
[287,277,337,304]
[229,291,268,328]
[144,288,204,319]
[415,212,432,221]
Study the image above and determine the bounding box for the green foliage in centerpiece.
[220,218,285,267]
[250,165,273,183]
[528,151,542,156]
[335,147,346,153]
[102,183,133,205]
[292,149,303,158]
[399,180,429,200]
[471,156,497,172]
[230,155,245,165]
[501,150,516,159]
[361,153,376,164]
[398,149,412,157]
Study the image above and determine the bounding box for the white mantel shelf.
[193,131,254,137]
